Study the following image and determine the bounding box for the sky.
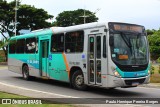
[5,0,160,30]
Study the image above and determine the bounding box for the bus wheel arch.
[70,67,87,90]
[22,64,30,80]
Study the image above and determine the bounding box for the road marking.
[0,82,79,98]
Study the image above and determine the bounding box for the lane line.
[0,82,79,98]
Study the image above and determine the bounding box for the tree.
[54,9,98,27]
[146,29,156,35]
[0,0,15,37]
[148,29,160,60]
[17,4,53,32]
[0,0,53,61]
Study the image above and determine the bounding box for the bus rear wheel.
[22,65,30,80]
[72,70,87,90]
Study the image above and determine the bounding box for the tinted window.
[51,34,64,52]
[42,41,49,58]
[65,31,84,53]
[36,38,38,53]
[25,38,36,53]
[16,39,25,53]
[96,36,101,58]
[9,40,16,54]
[103,35,107,58]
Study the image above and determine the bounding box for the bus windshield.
[110,33,149,65]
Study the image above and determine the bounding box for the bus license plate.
[132,82,139,86]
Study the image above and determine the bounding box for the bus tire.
[72,70,87,90]
[22,65,30,80]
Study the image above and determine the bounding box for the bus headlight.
[148,70,150,75]
[114,71,121,77]
[111,66,121,77]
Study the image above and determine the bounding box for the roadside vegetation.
[0,56,5,62]
[147,29,160,60]
[0,92,27,98]
[0,50,5,62]
[150,64,160,83]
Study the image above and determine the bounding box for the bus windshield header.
[109,22,144,33]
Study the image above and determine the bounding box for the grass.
[150,65,160,83]
[0,92,74,107]
[0,92,27,98]
[0,50,5,62]
[0,57,5,62]
[0,56,5,62]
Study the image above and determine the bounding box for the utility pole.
[15,0,18,36]
[79,5,89,24]
[80,8,100,24]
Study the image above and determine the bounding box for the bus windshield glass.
[110,33,149,65]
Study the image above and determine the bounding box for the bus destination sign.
[113,24,143,33]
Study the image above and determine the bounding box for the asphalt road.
[0,68,160,106]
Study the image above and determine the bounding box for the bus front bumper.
[113,75,150,88]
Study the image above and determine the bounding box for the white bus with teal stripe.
[8,22,150,90]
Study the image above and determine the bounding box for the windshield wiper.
[120,32,133,55]
[136,33,141,49]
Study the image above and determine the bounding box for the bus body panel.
[8,54,40,77]
[48,53,69,82]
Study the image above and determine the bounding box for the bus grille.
[120,67,146,72]
[124,78,146,85]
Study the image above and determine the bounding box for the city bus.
[8,22,150,90]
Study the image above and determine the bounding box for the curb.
[139,83,160,88]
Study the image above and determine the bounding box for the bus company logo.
[2,99,11,104]
[134,73,138,77]
[134,72,146,77]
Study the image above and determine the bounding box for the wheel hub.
[75,75,83,86]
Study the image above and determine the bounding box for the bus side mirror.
[109,36,114,46]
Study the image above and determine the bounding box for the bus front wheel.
[22,65,30,80]
[72,70,87,90]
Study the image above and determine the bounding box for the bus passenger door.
[88,34,102,85]
[40,40,49,77]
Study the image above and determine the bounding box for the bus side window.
[51,33,64,52]
[25,38,36,53]
[65,31,84,53]
[16,39,25,53]
[36,38,38,53]
[103,35,107,58]
[9,40,16,54]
